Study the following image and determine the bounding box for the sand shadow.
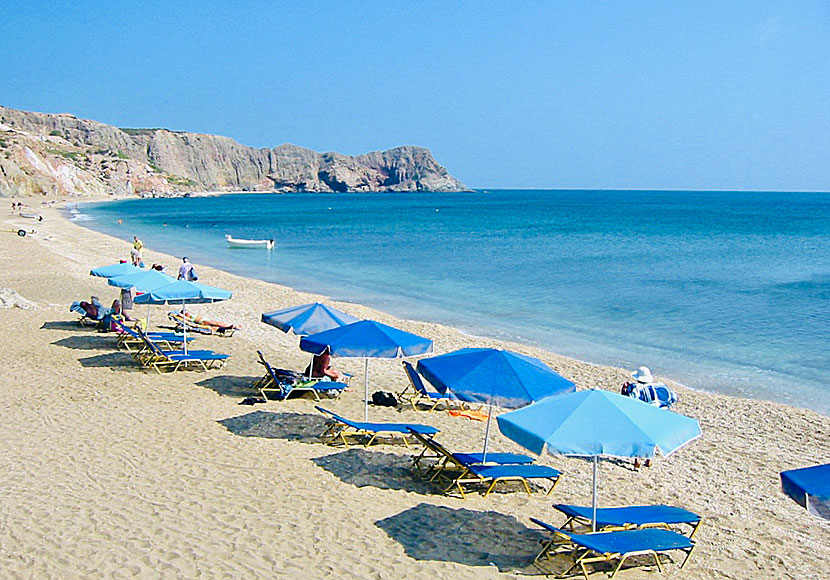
[375,503,542,573]
[41,320,94,331]
[52,335,113,350]
[312,448,433,494]
[195,375,261,398]
[218,410,329,442]
[77,352,139,369]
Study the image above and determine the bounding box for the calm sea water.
[77,190,830,415]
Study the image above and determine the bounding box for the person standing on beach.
[133,236,143,253]
[178,257,197,280]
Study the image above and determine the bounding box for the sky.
[2,1,830,190]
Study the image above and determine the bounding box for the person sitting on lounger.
[622,366,679,409]
[304,351,343,381]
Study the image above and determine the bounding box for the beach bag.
[371,391,398,407]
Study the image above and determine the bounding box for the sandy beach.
[1,198,828,580]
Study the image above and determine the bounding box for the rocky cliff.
[0,105,469,197]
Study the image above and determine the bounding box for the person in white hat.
[624,366,656,468]
[631,365,654,384]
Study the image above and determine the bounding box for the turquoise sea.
[77,190,830,415]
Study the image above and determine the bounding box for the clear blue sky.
[2,1,829,190]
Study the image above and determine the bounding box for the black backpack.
[371,391,398,407]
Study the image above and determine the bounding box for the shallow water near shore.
[78,189,830,414]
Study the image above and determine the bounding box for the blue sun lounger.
[406,428,562,498]
[315,406,438,447]
[113,319,193,352]
[553,504,703,538]
[256,351,347,401]
[134,329,228,373]
[399,361,460,411]
[407,427,532,473]
[531,518,695,579]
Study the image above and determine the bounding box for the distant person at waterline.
[621,366,679,409]
[177,257,197,281]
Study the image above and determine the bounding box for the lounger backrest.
[406,427,457,462]
[137,328,166,356]
[115,319,139,338]
[530,518,574,541]
[315,406,356,428]
[402,361,431,395]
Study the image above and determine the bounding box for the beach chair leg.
[483,479,499,497]
[679,545,696,568]
[651,551,663,573]
[545,477,560,495]
[688,518,703,539]
[609,556,627,580]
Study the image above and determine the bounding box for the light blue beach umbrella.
[497,389,702,530]
[107,269,176,293]
[134,280,232,354]
[416,348,576,459]
[133,280,232,305]
[261,302,359,336]
[300,320,434,420]
[90,262,142,278]
[108,269,177,326]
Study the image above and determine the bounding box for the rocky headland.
[0,105,469,197]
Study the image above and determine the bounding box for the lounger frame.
[315,406,438,447]
[553,503,703,539]
[531,519,695,580]
[398,361,461,412]
[407,428,561,498]
[134,329,228,373]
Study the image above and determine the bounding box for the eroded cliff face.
[0,105,469,197]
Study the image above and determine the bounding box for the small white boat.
[225,235,275,249]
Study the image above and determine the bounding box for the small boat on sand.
[225,235,275,250]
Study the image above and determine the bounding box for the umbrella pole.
[364,358,370,422]
[592,456,598,532]
[482,403,493,463]
[182,300,187,355]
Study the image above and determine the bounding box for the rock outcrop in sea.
[0,105,469,197]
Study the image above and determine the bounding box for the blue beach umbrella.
[300,320,433,420]
[107,269,176,293]
[90,262,142,278]
[133,280,232,305]
[497,389,702,530]
[134,280,232,354]
[108,269,177,326]
[261,302,359,336]
[417,348,576,458]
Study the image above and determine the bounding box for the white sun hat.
[631,366,654,384]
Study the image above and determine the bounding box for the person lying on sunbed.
[304,351,343,381]
[178,309,240,331]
